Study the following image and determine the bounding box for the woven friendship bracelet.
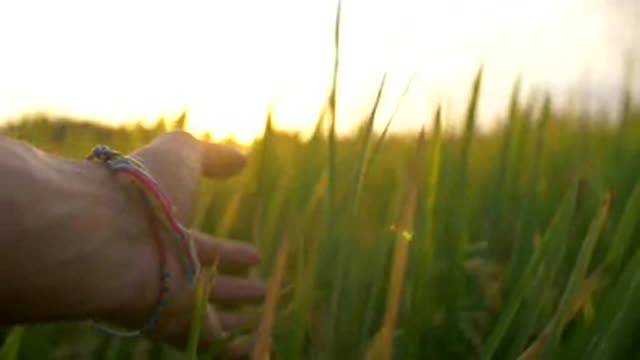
[87,145,200,336]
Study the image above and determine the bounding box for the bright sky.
[0,0,636,143]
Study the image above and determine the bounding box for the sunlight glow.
[0,0,633,144]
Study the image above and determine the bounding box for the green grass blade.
[424,105,443,265]
[482,180,579,360]
[506,95,552,287]
[320,0,342,356]
[402,107,442,358]
[253,111,276,258]
[463,66,483,142]
[352,73,387,212]
[366,126,425,360]
[458,65,483,238]
[541,194,610,355]
[603,178,640,272]
[186,267,215,359]
[261,173,294,274]
[447,66,483,319]
[586,249,640,359]
[326,73,387,356]
[368,73,416,165]
[563,179,640,359]
[483,76,521,252]
[0,327,25,360]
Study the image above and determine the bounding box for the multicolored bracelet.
[87,145,200,336]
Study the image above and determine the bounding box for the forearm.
[0,136,157,324]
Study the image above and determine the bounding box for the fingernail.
[242,245,261,265]
[252,281,267,297]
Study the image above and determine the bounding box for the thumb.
[131,131,247,223]
[200,141,247,179]
[132,131,203,222]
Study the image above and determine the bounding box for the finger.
[226,335,257,360]
[211,276,266,304]
[131,130,246,197]
[192,230,261,270]
[155,303,224,350]
[201,303,227,347]
[219,312,258,333]
[201,142,247,179]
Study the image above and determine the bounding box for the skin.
[0,131,265,355]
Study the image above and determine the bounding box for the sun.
[184,105,266,146]
[0,0,623,140]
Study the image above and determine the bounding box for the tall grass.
[2,69,639,358]
[1,11,640,359]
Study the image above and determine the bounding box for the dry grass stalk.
[253,239,290,360]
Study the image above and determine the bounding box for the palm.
[120,131,264,352]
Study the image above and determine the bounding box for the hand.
[0,131,263,355]
[97,131,264,351]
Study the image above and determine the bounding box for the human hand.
[97,131,264,351]
[0,131,263,357]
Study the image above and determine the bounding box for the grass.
[1,8,640,358]
[0,327,24,360]
[1,71,639,359]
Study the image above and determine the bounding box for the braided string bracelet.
[87,145,201,336]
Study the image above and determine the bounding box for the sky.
[0,0,637,143]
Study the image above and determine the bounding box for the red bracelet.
[87,145,200,336]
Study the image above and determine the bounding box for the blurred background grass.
[1,68,639,359]
[1,0,640,358]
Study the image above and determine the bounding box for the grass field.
[1,66,639,359]
[1,7,640,358]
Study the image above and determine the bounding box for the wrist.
[65,158,166,325]
[0,147,161,325]
[76,156,193,331]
